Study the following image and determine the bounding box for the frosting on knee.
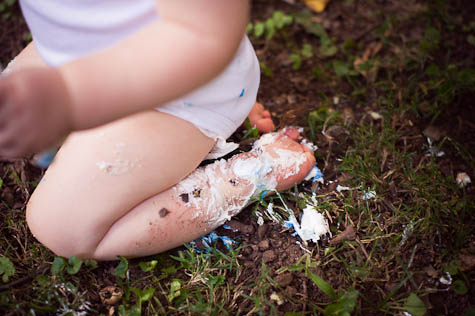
[172,132,310,228]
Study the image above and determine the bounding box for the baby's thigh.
[3,42,46,72]
[26,111,214,258]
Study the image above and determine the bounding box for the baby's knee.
[26,199,96,258]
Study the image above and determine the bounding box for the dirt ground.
[0,0,474,315]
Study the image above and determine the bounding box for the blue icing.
[312,164,324,182]
[183,101,193,107]
[188,231,238,253]
[33,150,58,169]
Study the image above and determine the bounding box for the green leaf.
[254,22,265,38]
[66,256,83,275]
[324,290,359,315]
[0,257,15,282]
[51,256,66,275]
[132,287,156,303]
[0,177,3,190]
[443,260,458,276]
[265,18,276,40]
[290,53,302,70]
[207,274,225,288]
[139,260,158,272]
[403,293,427,316]
[260,62,273,77]
[167,279,182,302]
[464,307,475,316]
[425,64,440,78]
[307,270,337,300]
[301,43,314,58]
[246,23,253,34]
[453,280,468,295]
[114,256,129,279]
[333,60,350,77]
[320,36,338,57]
[467,35,475,46]
[273,11,285,29]
[85,259,98,269]
[282,15,293,27]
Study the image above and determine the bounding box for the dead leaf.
[456,253,475,271]
[423,125,443,141]
[99,286,123,305]
[353,42,382,82]
[423,265,438,278]
[330,225,355,245]
[342,107,355,126]
[304,0,330,13]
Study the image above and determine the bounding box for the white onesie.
[17,0,260,158]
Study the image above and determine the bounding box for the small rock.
[270,292,284,305]
[327,181,338,192]
[286,286,297,297]
[258,240,270,250]
[456,172,471,188]
[262,250,276,263]
[270,239,283,248]
[369,111,383,120]
[330,225,356,245]
[326,125,348,139]
[275,273,293,287]
[257,225,268,239]
[226,220,255,234]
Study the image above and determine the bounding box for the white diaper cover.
[157,36,260,160]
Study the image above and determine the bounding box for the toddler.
[0,0,315,260]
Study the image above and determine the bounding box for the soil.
[0,0,474,315]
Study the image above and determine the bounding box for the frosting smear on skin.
[173,132,312,227]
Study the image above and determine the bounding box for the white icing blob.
[288,205,330,243]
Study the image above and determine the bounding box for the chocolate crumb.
[229,179,238,186]
[192,188,201,198]
[179,193,189,203]
[159,208,170,217]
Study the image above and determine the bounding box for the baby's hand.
[0,68,73,158]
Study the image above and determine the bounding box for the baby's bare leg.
[2,42,46,72]
[93,130,315,260]
[26,111,215,258]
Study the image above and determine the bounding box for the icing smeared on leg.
[172,130,314,228]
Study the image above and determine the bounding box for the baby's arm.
[0,1,249,157]
[63,0,250,130]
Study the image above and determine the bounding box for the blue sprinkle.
[223,225,232,230]
[183,101,193,107]
[239,88,245,98]
[260,190,270,200]
[312,164,324,182]
[32,149,58,169]
[188,231,238,253]
[284,221,294,229]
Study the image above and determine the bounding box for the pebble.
[258,240,270,250]
[275,273,293,287]
[257,225,268,239]
[262,250,276,263]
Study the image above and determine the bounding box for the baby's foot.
[247,102,275,133]
[231,127,315,192]
[174,127,315,227]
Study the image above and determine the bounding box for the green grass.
[1,1,474,315]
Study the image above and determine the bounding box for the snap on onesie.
[18,0,260,158]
